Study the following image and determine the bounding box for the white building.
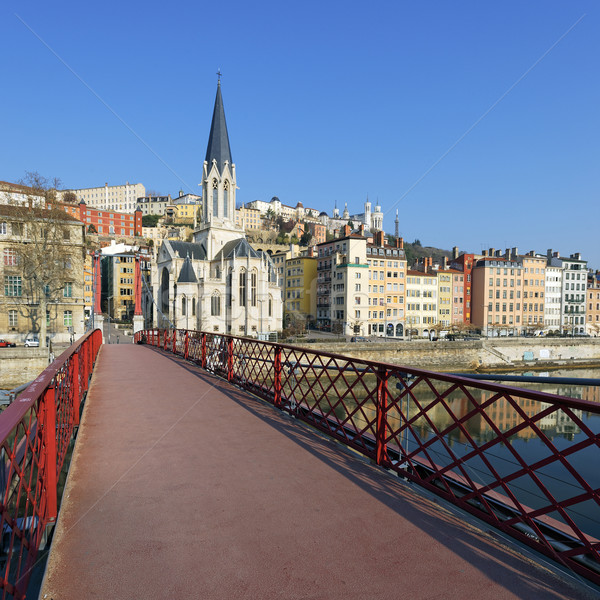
[64,182,146,213]
[151,80,283,336]
[544,265,563,332]
[548,250,588,335]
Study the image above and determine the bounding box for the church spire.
[205,76,233,173]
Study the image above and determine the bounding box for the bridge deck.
[41,345,595,599]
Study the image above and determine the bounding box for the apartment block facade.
[65,182,145,213]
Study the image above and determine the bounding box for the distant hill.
[389,237,453,267]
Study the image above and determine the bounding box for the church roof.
[205,82,233,173]
[214,237,260,261]
[177,255,198,283]
[170,241,206,261]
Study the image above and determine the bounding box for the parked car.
[24,335,39,348]
[350,336,369,343]
[0,339,16,348]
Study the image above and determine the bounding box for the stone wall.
[0,348,51,389]
[295,338,600,372]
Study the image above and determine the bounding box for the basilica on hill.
[151,80,283,336]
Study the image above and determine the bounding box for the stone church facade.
[151,81,283,336]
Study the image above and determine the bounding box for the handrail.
[136,328,600,586]
[0,328,103,599]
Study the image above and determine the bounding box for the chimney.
[359,223,365,236]
[443,256,448,269]
[482,250,488,257]
[512,247,518,259]
[375,231,385,246]
[452,246,459,260]
[495,250,501,257]
[489,248,495,257]
[553,251,560,258]
[343,224,351,236]
[307,246,314,257]
[399,237,404,249]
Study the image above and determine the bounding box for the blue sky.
[2,1,598,267]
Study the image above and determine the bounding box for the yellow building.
[367,232,407,337]
[283,252,317,329]
[235,206,262,231]
[405,270,438,338]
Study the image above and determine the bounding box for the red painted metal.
[138,328,600,586]
[0,328,102,598]
[375,366,388,466]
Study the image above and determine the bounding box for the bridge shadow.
[144,346,594,600]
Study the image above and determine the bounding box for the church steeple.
[205,78,233,173]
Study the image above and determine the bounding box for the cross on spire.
[216,69,222,84]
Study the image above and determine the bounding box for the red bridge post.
[42,386,58,523]
[227,338,234,382]
[376,366,389,466]
[274,347,282,407]
[72,352,81,427]
[201,334,207,369]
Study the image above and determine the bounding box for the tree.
[142,214,162,227]
[87,223,98,234]
[300,231,312,246]
[2,172,85,348]
[62,191,78,204]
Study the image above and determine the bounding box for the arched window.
[223,181,229,219]
[212,179,218,217]
[268,294,273,317]
[251,270,257,307]
[192,298,196,316]
[239,270,247,307]
[182,297,186,316]
[211,293,221,316]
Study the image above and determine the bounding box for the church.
[151,80,283,336]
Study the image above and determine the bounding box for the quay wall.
[294,338,600,372]
[0,348,51,389]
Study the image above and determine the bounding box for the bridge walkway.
[41,345,595,599]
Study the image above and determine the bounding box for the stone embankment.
[0,347,54,389]
[294,338,600,372]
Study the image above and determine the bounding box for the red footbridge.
[1,329,599,598]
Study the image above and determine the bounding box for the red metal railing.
[136,329,600,585]
[0,329,102,599]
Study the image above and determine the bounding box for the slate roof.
[214,237,260,261]
[177,255,198,283]
[205,82,233,173]
[170,241,206,261]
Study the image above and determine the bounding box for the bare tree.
[1,172,85,347]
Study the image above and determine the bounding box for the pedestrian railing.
[137,329,600,586]
[0,329,102,599]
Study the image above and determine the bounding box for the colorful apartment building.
[471,254,524,336]
[283,252,317,329]
[405,270,438,338]
[586,272,600,336]
[63,182,145,213]
[56,201,142,237]
[366,232,407,337]
[449,250,477,323]
[520,251,547,331]
[316,227,368,335]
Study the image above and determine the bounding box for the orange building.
[57,201,142,237]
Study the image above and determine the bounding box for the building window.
[251,271,257,307]
[64,282,73,297]
[268,295,273,317]
[182,297,186,316]
[223,181,229,219]
[0,222,7,235]
[8,310,17,327]
[211,293,221,316]
[3,248,18,266]
[64,310,73,327]
[212,180,218,217]
[239,271,247,307]
[4,275,22,297]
